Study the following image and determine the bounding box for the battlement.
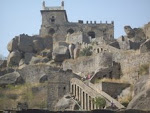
[42,1,64,10]
[40,1,114,42]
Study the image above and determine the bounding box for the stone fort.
[2,0,150,111]
[40,1,114,44]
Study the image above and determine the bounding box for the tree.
[93,97,106,109]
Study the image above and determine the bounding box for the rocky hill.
[0,1,150,111]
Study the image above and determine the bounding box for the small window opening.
[88,31,95,38]
[67,29,74,34]
[51,16,55,23]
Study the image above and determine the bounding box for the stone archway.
[67,28,74,34]
[88,31,95,38]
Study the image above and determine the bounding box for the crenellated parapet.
[42,1,64,10]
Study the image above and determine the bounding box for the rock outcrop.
[127,88,150,110]
[124,26,135,38]
[55,94,77,111]
[7,50,22,67]
[52,46,70,62]
[140,39,150,53]
[7,36,18,52]
[0,72,24,86]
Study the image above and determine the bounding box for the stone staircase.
[70,78,124,110]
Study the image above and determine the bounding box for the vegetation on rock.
[80,46,93,56]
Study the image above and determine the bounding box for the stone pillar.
[70,84,72,94]
[87,94,89,110]
[90,97,93,110]
[76,85,78,100]
[81,90,84,109]
[79,88,81,102]
[84,92,87,110]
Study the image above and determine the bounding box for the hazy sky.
[0,0,150,57]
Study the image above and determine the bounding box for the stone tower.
[40,1,68,37]
[40,1,114,44]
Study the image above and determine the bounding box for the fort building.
[40,1,114,44]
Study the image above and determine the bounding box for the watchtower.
[41,1,68,26]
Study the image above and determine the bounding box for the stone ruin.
[0,0,150,111]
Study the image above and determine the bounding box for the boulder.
[30,56,49,64]
[18,34,34,53]
[52,46,69,62]
[7,36,18,52]
[124,26,135,38]
[40,49,52,59]
[140,39,150,53]
[127,88,150,110]
[43,37,53,50]
[109,41,120,49]
[55,94,77,111]
[7,50,22,67]
[0,60,7,69]
[24,53,35,64]
[0,72,24,86]
[127,74,150,110]
[33,39,44,52]
[133,28,146,42]
[0,68,14,77]
[19,59,25,66]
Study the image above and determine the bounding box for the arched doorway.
[88,31,95,38]
[67,28,74,34]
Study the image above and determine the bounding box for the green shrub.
[93,97,106,109]
[139,64,149,76]
[80,46,93,56]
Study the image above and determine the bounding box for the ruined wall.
[100,82,130,98]
[63,52,112,75]
[17,65,50,83]
[104,44,150,84]
[66,31,90,44]
[47,70,80,110]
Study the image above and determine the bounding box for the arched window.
[67,28,74,34]
[49,28,55,35]
[88,31,95,38]
[51,16,55,23]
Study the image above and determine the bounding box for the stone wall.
[100,82,130,98]
[63,52,112,75]
[66,31,90,44]
[47,70,80,110]
[105,44,150,84]
[17,65,50,83]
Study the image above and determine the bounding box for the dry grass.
[118,93,132,107]
[0,82,48,109]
